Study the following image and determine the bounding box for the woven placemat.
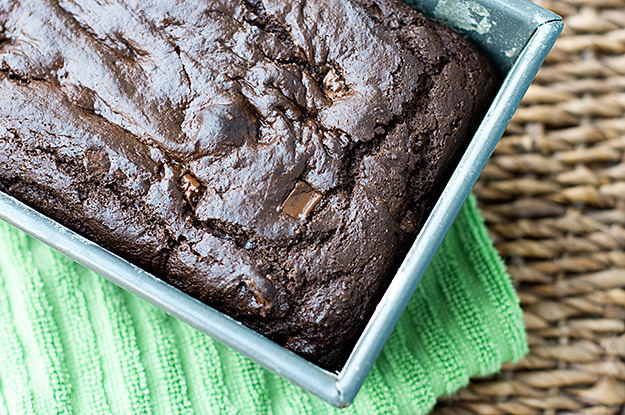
[434,1,625,414]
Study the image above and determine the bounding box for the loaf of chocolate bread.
[0,0,498,369]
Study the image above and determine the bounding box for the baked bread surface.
[0,0,498,369]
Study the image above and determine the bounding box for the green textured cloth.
[0,194,526,414]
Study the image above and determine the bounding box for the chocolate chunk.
[323,68,347,99]
[182,172,202,207]
[281,181,322,219]
[83,149,111,174]
[182,173,201,190]
[400,210,417,232]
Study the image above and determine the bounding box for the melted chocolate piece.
[281,181,322,219]
[182,173,202,207]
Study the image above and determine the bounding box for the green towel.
[0,194,526,414]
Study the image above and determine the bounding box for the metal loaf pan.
[0,0,562,408]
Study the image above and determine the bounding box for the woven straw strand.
[434,0,625,414]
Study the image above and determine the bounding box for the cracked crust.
[0,0,499,369]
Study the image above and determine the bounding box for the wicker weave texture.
[433,1,625,414]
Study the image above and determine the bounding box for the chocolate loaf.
[0,0,498,369]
